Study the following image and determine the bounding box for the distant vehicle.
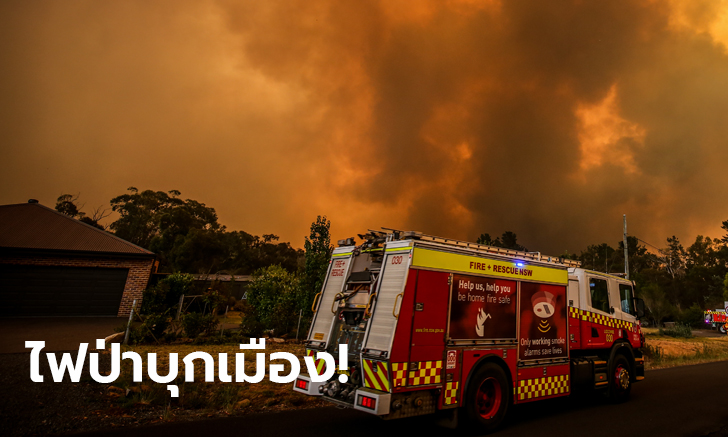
[293,229,646,431]
[704,308,728,335]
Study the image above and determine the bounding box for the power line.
[633,236,663,252]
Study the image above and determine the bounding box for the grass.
[643,329,728,369]
[102,341,326,420]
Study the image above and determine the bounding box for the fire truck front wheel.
[463,363,510,432]
[608,354,632,403]
[719,324,727,335]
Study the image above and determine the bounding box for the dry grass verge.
[644,330,728,369]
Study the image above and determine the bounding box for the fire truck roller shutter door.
[308,252,353,345]
[364,250,411,353]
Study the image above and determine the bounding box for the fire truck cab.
[293,230,646,430]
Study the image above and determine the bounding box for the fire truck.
[293,230,646,430]
[704,308,728,334]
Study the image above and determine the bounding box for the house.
[0,200,156,316]
[191,273,252,300]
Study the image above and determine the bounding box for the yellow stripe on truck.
[411,248,568,285]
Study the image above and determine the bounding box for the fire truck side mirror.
[609,307,615,315]
[633,297,646,319]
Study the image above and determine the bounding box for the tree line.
[55,189,331,338]
[56,188,302,274]
[480,228,728,327]
[58,189,728,332]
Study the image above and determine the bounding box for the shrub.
[142,312,170,340]
[233,299,245,311]
[121,312,171,344]
[644,343,663,363]
[244,265,301,336]
[660,322,693,338]
[182,312,219,338]
[142,273,194,314]
[239,299,265,337]
[678,303,705,328]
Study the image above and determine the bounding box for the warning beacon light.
[516,261,525,268]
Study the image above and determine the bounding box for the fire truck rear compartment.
[319,262,380,406]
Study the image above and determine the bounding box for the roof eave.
[0,246,157,260]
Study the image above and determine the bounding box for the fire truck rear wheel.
[608,354,631,403]
[463,363,510,432]
[719,324,727,335]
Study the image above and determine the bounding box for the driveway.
[0,317,127,353]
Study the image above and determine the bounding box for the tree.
[662,236,686,279]
[55,193,109,230]
[476,231,527,251]
[639,283,674,326]
[55,193,84,218]
[300,216,333,317]
[500,231,527,251]
[681,235,725,308]
[147,196,224,272]
[108,187,303,274]
[109,188,188,248]
[477,233,496,246]
[579,243,618,273]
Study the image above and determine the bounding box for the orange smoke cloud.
[2,0,728,253]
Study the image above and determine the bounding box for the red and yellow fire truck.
[293,230,646,430]
[704,309,728,334]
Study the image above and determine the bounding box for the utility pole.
[623,214,629,280]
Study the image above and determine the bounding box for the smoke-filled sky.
[3,0,728,254]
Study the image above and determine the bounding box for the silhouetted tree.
[55,193,108,230]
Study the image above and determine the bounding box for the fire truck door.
[583,276,610,348]
[409,270,449,363]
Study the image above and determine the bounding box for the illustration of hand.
[475,308,491,337]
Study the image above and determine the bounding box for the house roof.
[0,202,154,257]
[191,274,252,282]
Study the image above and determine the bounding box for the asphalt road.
[78,360,728,437]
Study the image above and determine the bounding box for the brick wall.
[0,254,154,316]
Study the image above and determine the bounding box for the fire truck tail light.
[358,395,376,410]
[295,379,309,390]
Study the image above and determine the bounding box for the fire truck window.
[589,277,610,313]
[619,284,634,315]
